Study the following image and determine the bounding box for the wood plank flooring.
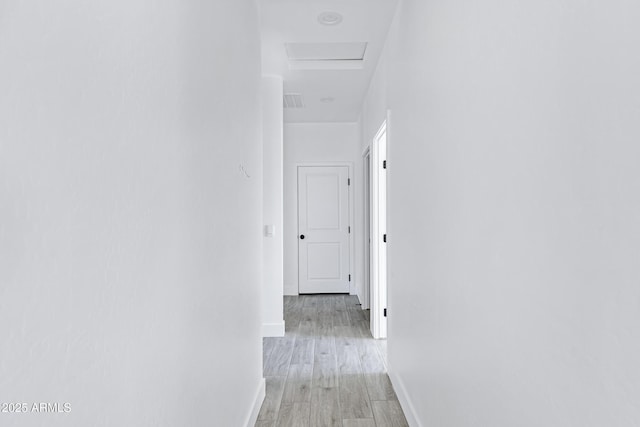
[256,295,409,427]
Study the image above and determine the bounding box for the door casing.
[370,121,388,339]
[362,148,371,310]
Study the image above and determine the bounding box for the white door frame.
[362,148,371,310]
[370,121,387,339]
[296,162,355,295]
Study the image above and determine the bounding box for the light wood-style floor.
[255,294,409,427]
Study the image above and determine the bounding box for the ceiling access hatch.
[285,42,368,61]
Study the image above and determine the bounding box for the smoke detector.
[318,11,343,26]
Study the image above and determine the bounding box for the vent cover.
[283,93,305,109]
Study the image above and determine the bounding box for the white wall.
[262,76,285,336]
[357,36,392,311]
[0,1,265,426]
[364,0,640,425]
[360,46,390,153]
[283,123,361,296]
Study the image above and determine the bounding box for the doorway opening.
[370,120,387,339]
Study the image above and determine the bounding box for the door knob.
[300,234,305,239]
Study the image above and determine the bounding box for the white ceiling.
[260,0,399,123]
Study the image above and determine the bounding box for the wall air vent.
[283,93,305,109]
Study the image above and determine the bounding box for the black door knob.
[300,234,305,240]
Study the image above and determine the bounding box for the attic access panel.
[285,42,368,61]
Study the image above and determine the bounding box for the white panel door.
[298,166,350,294]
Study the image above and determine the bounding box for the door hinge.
[383,234,387,243]
[348,178,351,186]
[383,160,387,169]
[349,274,351,282]
[384,308,387,317]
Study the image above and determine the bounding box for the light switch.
[264,225,275,237]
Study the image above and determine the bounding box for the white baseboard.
[262,321,285,337]
[245,377,266,427]
[389,371,423,427]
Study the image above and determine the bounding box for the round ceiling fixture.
[320,97,335,103]
[317,11,343,26]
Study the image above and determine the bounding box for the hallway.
[256,295,407,427]
[3,1,639,425]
